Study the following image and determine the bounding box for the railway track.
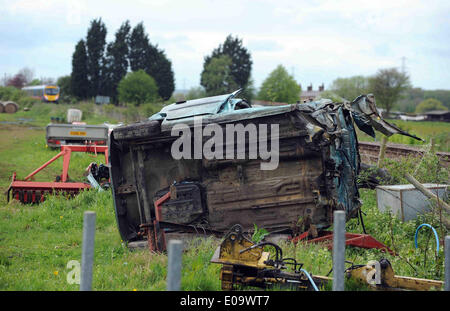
[358,141,450,167]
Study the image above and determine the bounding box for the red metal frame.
[6,145,108,203]
[290,230,396,256]
[146,191,171,252]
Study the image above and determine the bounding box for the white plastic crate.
[67,108,83,123]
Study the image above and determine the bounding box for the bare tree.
[18,67,35,85]
[40,76,56,85]
[1,73,12,87]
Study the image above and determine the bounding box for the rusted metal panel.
[109,91,420,242]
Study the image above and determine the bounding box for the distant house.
[252,83,326,106]
[299,83,325,102]
[423,110,450,122]
[399,114,426,121]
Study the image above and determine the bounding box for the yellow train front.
[22,84,60,104]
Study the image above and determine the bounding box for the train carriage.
[22,84,60,103]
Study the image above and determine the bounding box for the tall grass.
[0,103,448,291]
[0,189,223,290]
[1,188,448,290]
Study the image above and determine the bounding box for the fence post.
[333,210,346,291]
[167,239,183,291]
[80,211,96,291]
[377,136,388,168]
[445,236,450,291]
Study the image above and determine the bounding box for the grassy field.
[1,185,447,291]
[0,102,448,291]
[356,119,450,152]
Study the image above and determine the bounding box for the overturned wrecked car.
[108,90,420,246]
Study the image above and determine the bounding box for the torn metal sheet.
[109,91,420,242]
[350,94,423,141]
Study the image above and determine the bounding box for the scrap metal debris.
[108,91,421,244]
[210,224,443,291]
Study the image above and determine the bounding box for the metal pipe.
[333,210,346,291]
[80,211,96,291]
[445,236,450,291]
[24,150,65,181]
[167,239,183,291]
[61,149,72,182]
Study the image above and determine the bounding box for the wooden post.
[377,136,388,168]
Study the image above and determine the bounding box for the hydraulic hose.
[414,223,440,252]
[300,268,319,291]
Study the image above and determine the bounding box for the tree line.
[327,70,449,114]
[2,19,448,114]
[1,67,55,89]
[69,18,175,104]
[68,20,257,106]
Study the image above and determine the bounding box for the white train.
[22,84,60,103]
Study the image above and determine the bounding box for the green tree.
[329,76,369,101]
[368,68,410,115]
[28,79,42,86]
[71,39,89,98]
[415,98,448,113]
[104,21,131,103]
[201,35,252,98]
[150,49,175,100]
[117,70,158,106]
[257,65,300,103]
[200,55,238,96]
[239,77,255,101]
[128,22,175,100]
[57,75,72,97]
[86,18,107,97]
[396,88,450,112]
[396,87,425,113]
[129,22,150,72]
[424,90,450,110]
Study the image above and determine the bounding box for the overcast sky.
[1,0,449,91]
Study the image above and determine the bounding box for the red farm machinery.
[6,144,109,204]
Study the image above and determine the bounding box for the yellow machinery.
[210,224,329,290]
[347,258,443,291]
[211,224,444,291]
